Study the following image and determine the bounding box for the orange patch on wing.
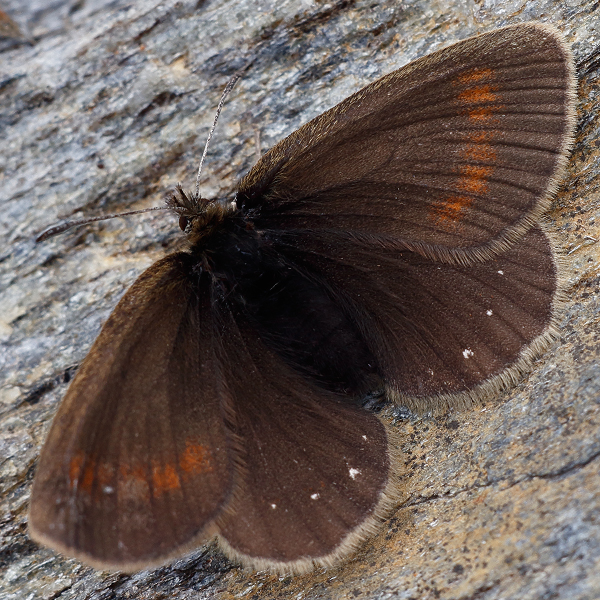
[457,165,493,194]
[429,70,504,228]
[466,105,504,122]
[432,164,493,224]
[432,195,473,223]
[80,458,97,493]
[453,69,503,122]
[463,142,496,163]
[152,462,181,496]
[457,85,498,105]
[180,440,213,475]
[456,67,493,85]
[463,131,497,162]
[67,439,215,500]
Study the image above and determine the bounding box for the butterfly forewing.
[238,23,575,264]
[29,254,234,570]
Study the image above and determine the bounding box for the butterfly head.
[165,184,235,245]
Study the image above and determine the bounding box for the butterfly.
[29,22,576,573]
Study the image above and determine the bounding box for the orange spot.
[80,458,97,493]
[469,131,492,143]
[457,85,498,105]
[456,68,493,85]
[466,105,504,122]
[432,195,473,223]
[463,142,496,163]
[180,441,213,475]
[152,463,181,496]
[457,164,493,194]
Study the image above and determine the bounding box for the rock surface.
[1,0,599,598]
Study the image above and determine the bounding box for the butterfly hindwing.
[271,225,558,409]
[211,303,393,572]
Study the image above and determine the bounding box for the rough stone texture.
[1,0,599,598]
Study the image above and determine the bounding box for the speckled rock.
[1,1,599,599]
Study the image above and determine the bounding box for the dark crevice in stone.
[18,365,79,407]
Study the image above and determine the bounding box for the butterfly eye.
[179,216,189,231]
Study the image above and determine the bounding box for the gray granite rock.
[1,0,599,598]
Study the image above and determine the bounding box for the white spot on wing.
[486,309,493,316]
[349,468,361,480]
[103,486,114,494]
[270,503,277,509]
[463,348,474,359]
[311,493,319,500]
[497,270,504,275]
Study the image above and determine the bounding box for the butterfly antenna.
[36,206,169,242]
[38,73,244,244]
[194,72,242,199]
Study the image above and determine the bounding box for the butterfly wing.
[271,224,558,409]
[210,303,394,572]
[235,22,574,407]
[238,23,575,264]
[30,251,395,572]
[29,254,234,570]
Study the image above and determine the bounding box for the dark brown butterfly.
[29,22,576,573]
